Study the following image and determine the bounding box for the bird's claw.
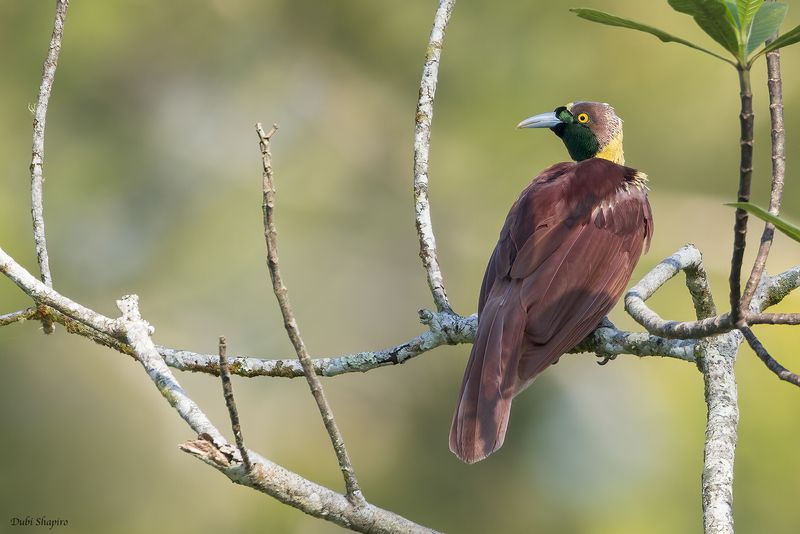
[596,353,618,366]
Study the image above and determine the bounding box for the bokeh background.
[1,1,799,532]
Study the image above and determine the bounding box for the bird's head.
[517,101,624,165]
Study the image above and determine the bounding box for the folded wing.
[450,158,653,463]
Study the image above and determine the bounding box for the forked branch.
[29,0,69,334]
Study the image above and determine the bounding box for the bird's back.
[450,158,653,464]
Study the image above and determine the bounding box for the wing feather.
[450,158,653,463]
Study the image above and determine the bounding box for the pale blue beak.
[516,112,561,129]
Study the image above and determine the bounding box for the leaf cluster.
[572,0,800,68]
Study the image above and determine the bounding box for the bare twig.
[413,0,457,314]
[30,0,69,335]
[741,35,787,312]
[740,326,800,387]
[256,122,365,505]
[729,66,754,324]
[745,311,800,325]
[218,336,251,471]
[0,307,38,326]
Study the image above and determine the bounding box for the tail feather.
[450,282,526,463]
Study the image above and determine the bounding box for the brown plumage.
[450,102,653,464]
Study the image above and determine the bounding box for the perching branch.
[160,313,697,378]
[29,0,69,335]
[413,0,456,314]
[257,122,364,505]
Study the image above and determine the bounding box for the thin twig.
[745,311,800,326]
[218,336,251,471]
[728,66,754,325]
[256,122,365,506]
[30,0,69,335]
[413,0,456,314]
[740,326,800,387]
[0,307,38,326]
[741,30,787,312]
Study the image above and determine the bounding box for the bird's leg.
[593,317,619,365]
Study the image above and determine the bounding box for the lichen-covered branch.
[625,245,733,338]
[763,265,800,308]
[180,439,438,534]
[0,247,122,335]
[0,307,38,326]
[161,312,696,378]
[29,0,69,335]
[413,0,456,314]
[116,295,437,533]
[0,249,438,531]
[698,329,741,534]
[117,294,227,443]
[257,123,364,505]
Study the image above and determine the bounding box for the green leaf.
[726,202,800,243]
[668,0,741,57]
[726,0,741,27]
[746,2,787,56]
[737,0,765,30]
[759,23,800,56]
[570,8,736,64]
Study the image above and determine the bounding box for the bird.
[449,101,653,464]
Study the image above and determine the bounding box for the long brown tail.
[449,283,526,463]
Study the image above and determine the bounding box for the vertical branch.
[698,331,740,534]
[413,0,456,314]
[256,123,365,506]
[218,336,252,471]
[30,0,69,335]
[728,66,754,324]
[683,255,738,534]
[741,45,786,309]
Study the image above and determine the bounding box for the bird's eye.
[577,113,590,124]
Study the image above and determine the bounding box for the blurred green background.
[1,1,799,532]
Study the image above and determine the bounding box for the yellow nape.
[596,130,625,165]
